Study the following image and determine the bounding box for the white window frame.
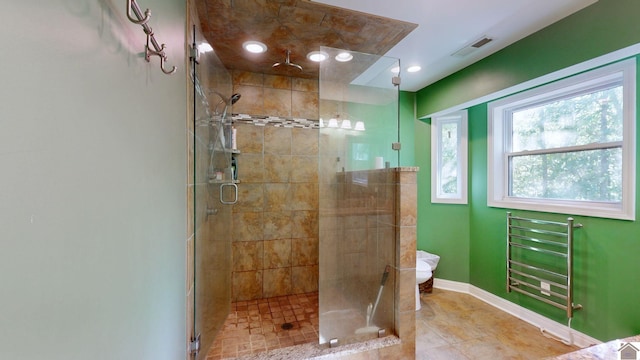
[431,110,468,204]
[488,58,636,220]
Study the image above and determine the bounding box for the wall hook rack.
[126,0,177,75]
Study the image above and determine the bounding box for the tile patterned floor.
[205,292,319,359]
[205,288,579,359]
[416,288,579,359]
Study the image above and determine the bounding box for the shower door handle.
[219,183,238,205]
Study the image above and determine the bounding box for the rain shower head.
[273,50,302,71]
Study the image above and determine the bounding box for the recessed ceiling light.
[197,42,213,53]
[243,41,267,54]
[407,65,422,73]
[307,51,328,62]
[390,66,400,74]
[335,52,353,62]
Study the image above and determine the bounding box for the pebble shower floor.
[206,292,319,359]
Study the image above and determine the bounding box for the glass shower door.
[318,47,400,346]
[190,28,235,360]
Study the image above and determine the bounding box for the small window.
[488,59,636,220]
[431,110,468,204]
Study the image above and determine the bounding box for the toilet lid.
[417,260,432,271]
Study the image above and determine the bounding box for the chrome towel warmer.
[506,212,583,318]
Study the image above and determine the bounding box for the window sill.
[488,197,635,221]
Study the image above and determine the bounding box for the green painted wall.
[399,91,416,166]
[402,90,471,282]
[415,0,640,341]
[415,115,471,282]
[417,0,640,117]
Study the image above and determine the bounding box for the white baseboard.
[432,278,601,348]
[433,278,470,293]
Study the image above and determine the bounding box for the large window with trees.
[488,59,636,220]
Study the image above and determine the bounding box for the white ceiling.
[315,0,597,92]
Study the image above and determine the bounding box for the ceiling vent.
[452,36,493,57]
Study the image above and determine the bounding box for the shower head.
[212,91,242,116]
[220,93,241,121]
[211,90,241,105]
[273,50,302,71]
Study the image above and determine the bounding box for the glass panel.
[509,147,622,201]
[319,47,400,172]
[191,30,234,360]
[511,85,623,152]
[318,47,398,346]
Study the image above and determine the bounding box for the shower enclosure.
[318,47,400,346]
[189,27,236,359]
[188,37,402,356]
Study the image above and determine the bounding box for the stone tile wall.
[230,71,320,301]
[232,71,319,119]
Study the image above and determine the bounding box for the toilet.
[415,260,432,310]
[416,250,440,310]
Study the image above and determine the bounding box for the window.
[488,59,636,220]
[432,110,468,204]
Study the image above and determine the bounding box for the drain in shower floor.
[280,322,294,330]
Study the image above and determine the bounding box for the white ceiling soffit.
[314,0,598,92]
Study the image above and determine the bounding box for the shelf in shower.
[208,179,240,184]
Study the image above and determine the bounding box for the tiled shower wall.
[230,71,320,301]
[232,71,318,119]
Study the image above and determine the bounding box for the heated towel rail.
[506,212,583,318]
